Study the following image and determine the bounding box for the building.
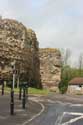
[68,77,83,94]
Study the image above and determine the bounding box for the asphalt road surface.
[0,93,83,125]
[29,94,83,125]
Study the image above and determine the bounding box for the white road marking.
[59,112,83,125]
[47,99,56,103]
[21,98,83,125]
[55,111,83,125]
[29,97,44,102]
[22,99,45,125]
[64,112,83,116]
[55,112,65,125]
[53,100,83,125]
[62,115,83,125]
[70,104,83,107]
[61,112,83,125]
[56,101,83,107]
[16,97,83,125]
[47,99,68,105]
[34,98,83,125]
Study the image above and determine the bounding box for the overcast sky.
[0,0,83,66]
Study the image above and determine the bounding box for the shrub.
[58,80,68,94]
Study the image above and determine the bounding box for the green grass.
[28,87,49,95]
[3,87,49,95]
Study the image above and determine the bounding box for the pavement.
[0,93,83,125]
[0,93,42,125]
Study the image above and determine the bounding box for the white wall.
[68,85,83,94]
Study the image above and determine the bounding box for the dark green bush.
[58,79,68,94]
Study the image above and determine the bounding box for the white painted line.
[56,100,83,107]
[55,111,83,125]
[47,99,56,103]
[17,97,83,125]
[47,99,70,106]
[56,101,69,105]
[29,97,83,107]
[70,104,83,107]
[22,101,45,125]
[64,112,83,116]
[29,97,44,102]
[58,112,83,125]
[62,115,83,125]
[55,112,65,125]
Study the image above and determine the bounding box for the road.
[28,94,83,125]
[0,93,83,125]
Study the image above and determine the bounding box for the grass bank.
[2,87,49,95]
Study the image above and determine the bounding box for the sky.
[0,0,83,66]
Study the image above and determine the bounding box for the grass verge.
[2,87,49,95]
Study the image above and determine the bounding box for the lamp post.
[10,61,16,115]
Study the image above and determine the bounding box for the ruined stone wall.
[0,19,31,80]
[0,18,61,89]
[39,48,61,88]
[27,29,41,88]
[0,18,41,88]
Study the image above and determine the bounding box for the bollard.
[22,88,26,109]
[26,87,28,102]
[10,88,14,115]
[10,60,15,115]
[2,83,4,95]
[19,87,22,100]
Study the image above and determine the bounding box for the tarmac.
[1,93,83,125]
[0,93,42,125]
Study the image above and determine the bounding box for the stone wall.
[0,18,41,88]
[27,29,41,88]
[0,18,61,89]
[39,48,61,88]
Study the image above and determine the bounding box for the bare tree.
[61,48,71,77]
[59,48,71,94]
[62,48,71,66]
[78,53,83,76]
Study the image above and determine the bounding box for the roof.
[69,77,83,85]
